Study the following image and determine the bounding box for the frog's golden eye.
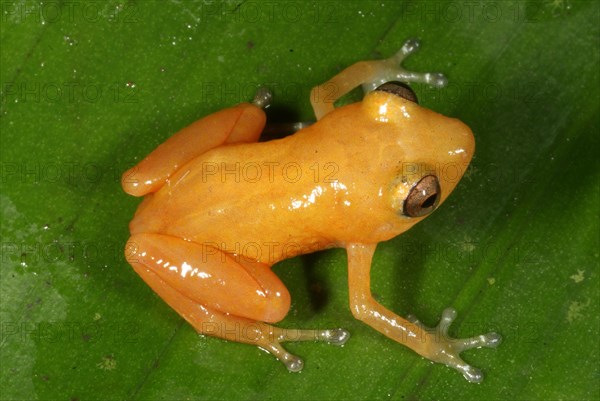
[403,175,440,217]
[375,82,418,104]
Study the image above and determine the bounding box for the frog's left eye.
[375,82,418,104]
[403,175,440,217]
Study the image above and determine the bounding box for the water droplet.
[63,35,77,46]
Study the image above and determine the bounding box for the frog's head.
[361,82,475,232]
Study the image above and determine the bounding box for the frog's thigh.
[125,233,290,323]
[126,248,269,344]
[122,103,266,197]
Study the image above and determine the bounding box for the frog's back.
[128,132,339,260]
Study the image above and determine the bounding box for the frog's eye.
[403,175,440,217]
[375,82,418,104]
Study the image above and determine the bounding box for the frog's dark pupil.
[421,194,437,209]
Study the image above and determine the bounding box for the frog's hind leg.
[125,233,349,371]
[122,102,266,197]
[129,266,348,371]
[310,38,448,119]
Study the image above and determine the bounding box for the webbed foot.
[411,308,501,383]
[261,327,350,372]
[362,38,448,93]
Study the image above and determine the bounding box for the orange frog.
[122,39,500,383]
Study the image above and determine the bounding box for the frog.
[122,38,501,383]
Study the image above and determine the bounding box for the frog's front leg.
[310,38,447,119]
[125,234,349,371]
[346,244,501,383]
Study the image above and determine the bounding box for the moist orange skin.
[121,55,495,382]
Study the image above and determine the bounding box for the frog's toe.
[438,307,458,334]
[398,38,421,57]
[424,72,448,88]
[322,328,350,345]
[284,355,304,372]
[456,332,502,352]
[434,345,488,384]
[263,342,305,372]
[252,86,273,109]
[458,363,485,384]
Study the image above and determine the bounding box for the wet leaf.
[1,1,598,400]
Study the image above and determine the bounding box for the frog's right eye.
[375,82,418,104]
[403,175,440,217]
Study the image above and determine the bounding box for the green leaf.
[1,1,598,400]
